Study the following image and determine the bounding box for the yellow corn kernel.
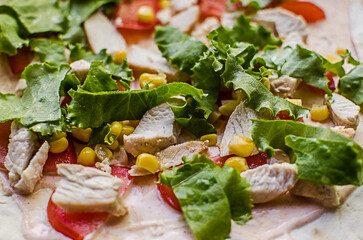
[139,72,167,89]
[228,135,255,157]
[121,125,135,135]
[122,120,140,127]
[159,0,170,9]
[207,111,221,124]
[325,55,339,63]
[49,137,69,154]
[107,139,120,151]
[232,90,246,102]
[50,131,67,141]
[310,104,329,122]
[200,134,217,146]
[137,6,155,24]
[136,153,159,174]
[286,98,302,106]
[261,77,270,90]
[77,147,96,166]
[95,144,113,161]
[72,127,92,143]
[225,156,249,173]
[114,51,127,65]
[110,121,123,139]
[219,100,238,116]
[336,48,347,55]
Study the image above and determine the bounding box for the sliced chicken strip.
[169,5,200,33]
[170,0,197,12]
[291,180,356,207]
[53,164,127,216]
[252,8,307,39]
[70,60,90,83]
[84,11,127,55]
[241,163,297,203]
[331,126,356,139]
[325,93,360,129]
[124,103,181,157]
[269,74,301,99]
[191,17,220,45]
[219,102,265,157]
[127,45,189,82]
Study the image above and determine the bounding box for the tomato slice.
[275,111,304,122]
[199,0,229,20]
[47,166,134,239]
[43,138,77,175]
[0,121,12,171]
[279,1,325,22]
[302,72,335,95]
[209,154,232,167]
[246,152,268,169]
[113,0,159,31]
[7,47,33,75]
[47,194,109,240]
[157,183,181,212]
[110,166,135,195]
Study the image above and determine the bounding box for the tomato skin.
[246,152,268,169]
[209,154,232,167]
[302,72,335,95]
[0,121,12,171]
[157,183,182,212]
[275,111,304,122]
[47,166,134,239]
[7,47,33,75]
[113,0,159,31]
[279,1,325,22]
[43,137,77,175]
[199,0,229,20]
[47,194,109,240]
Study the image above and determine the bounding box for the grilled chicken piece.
[331,126,356,139]
[219,102,264,157]
[191,17,220,45]
[84,11,127,55]
[291,180,356,207]
[126,45,189,82]
[268,149,290,165]
[4,122,49,194]
[169,5,200,33]
[170,0,197,12]
[156,8,172,25]
[252,8,307,39]
[70,60,90,83]
[269,75,301,98]
[53,164,127,216]
[221,11,243,28]
[124,103,181,157]
[157,141,208,169]
[282,31,307,48]
[129,141,208,176]
[241,163,297,203]
[325,93,360,129]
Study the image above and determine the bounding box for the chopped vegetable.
[136,153,159,174]
[77,147,96,166]
[279,1,326,22]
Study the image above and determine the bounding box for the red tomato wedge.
[157,183,182,212]
[209,154,232,167]
[7,47,33,75]
[43,138,77,175]
[199,0,229,20]
[275,111,304,122]
[246,152,268,169]
[111,166,135,194]
[47,195,109,240]
[0,121,12,170]
[113,0,159,31]
[302,71,335,95]
[47,166,134,240]
[279,1,325,22]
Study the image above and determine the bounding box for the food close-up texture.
[0,0,362,240]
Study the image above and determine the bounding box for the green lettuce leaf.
[159,154,252,240]
[250,120,363,185]
[286,135,362,185]
[208,14,282,49]
[2,0,67,34]
[0,63,70,135]
[155,26,208,75]
[222,55,309,119]
[0,14,27,56]
[29,38,67,65]
[68,82,205,129]
[88,124,114,145]
[338,64,363,107]
[81,61,118,92]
